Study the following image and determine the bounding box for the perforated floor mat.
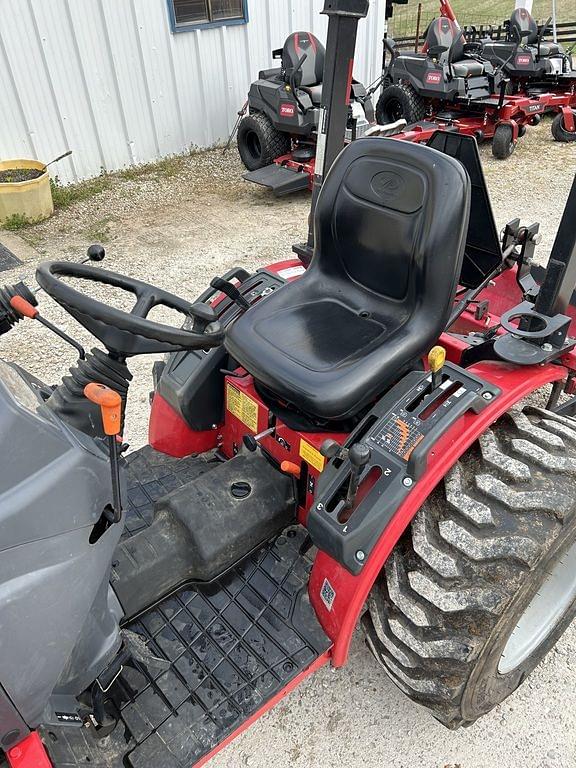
[43,526,330,767]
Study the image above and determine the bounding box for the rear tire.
[376,83,427,125]
[363,405,576,728]
[237,112,291,171]
[552,111,576,143]
[492,123,516,159]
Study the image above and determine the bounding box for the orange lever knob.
[281,460,301,479]
[84,383,122,436]
[10,295,39,319]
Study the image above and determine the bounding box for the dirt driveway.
[1,119,575,768]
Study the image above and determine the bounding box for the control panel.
[308,363,500,575]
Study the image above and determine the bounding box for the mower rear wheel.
[376,83,427,125]
[492,124,516,159]
[237,112,291,171]
[552,111,576,143]
[363,405,576,728]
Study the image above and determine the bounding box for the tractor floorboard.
[122,445,218,541]
[42,526,330,768]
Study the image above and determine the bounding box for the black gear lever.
[345,443,371,510]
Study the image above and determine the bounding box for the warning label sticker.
[299,439,325,473]
[226,383,259,432]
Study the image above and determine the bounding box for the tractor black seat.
[226,139,471,421]
[282,31,325,88]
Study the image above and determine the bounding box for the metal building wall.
[0,0,385,184]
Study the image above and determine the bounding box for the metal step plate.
[243,164,310,197]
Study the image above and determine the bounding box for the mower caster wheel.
[237,112,291,171]
[492,124,515,159]
[376,83,427,125]
[530,114,542,126]
[552,111,576,143]
[363,405,576,728]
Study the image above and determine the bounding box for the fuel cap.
[231,481,251,499]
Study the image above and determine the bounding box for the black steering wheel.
[36,261,224,357]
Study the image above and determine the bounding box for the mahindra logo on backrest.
[425,71,442,85]
[516,54,532,67]
[280,103,296,117]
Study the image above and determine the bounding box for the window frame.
[167,0,249,33]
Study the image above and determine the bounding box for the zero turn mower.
[3,2,576,768]
[440,0,576,143]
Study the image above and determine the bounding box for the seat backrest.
[313,138,470,337]
[425,17,465,61]
[282,32,325,87]
[510,8,538,44]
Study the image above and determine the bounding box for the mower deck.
[41,447,330,767]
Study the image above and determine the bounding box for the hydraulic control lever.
[345,443,371,509]
[320,438,372,510]
[84,383,123,523]
[10,294,86,359]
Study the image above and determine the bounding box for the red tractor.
[2,3,576,768]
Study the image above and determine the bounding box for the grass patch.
[391,0,576,36]
[2,213,32,230]
[84,217,115,244]
[50,173,113,210]
[119,155,184,181]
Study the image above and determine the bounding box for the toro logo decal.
[516,54,532,67]
[425,71,442,85]
[280,102,296,118]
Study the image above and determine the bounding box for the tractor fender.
[308,359,566,667]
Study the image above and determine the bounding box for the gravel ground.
[1,118,576,767]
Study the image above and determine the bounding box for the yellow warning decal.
[299,439,325,473]
[226,383,259,433]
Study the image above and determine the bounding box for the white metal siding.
[0,0,385,184]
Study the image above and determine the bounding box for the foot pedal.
[243,164,310,196]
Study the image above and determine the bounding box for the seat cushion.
[452,60,485,77]
[226,279,406,421]
[538,42,561,57]
[302,83,322,105]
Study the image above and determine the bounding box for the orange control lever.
[281,461,301,479]
[84,383,122,436]
[10,295,39,319]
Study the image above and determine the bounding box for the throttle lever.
[210,277,250,311]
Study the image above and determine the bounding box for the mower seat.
[425,18,491,77]
[282,32,325,88]
[301,83,323,105]
[226,139,471,421]
[509,9,563,58]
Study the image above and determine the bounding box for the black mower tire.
[376,83,427,125]
[552,111,576,143]
[363,405,576,728]
[237,112,291,171]
[492,124,516,159]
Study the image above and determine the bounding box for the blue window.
[168,0,248,32]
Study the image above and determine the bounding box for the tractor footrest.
[42,527,330,768]
[243,164,310,196]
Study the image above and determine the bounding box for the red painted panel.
[6,733,52,768]
[149,393,218,457]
